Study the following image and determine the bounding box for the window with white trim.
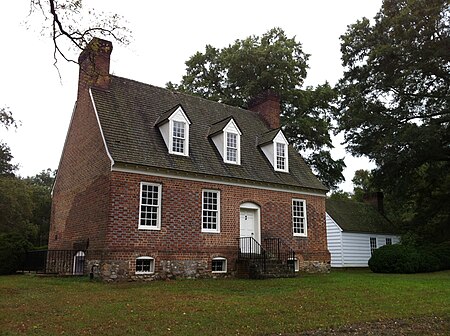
[292,199,307,236]
[276,142,286,171]
[211,257,227,273]
[385,237,392,245]
[135,256,155,274]
[172,121,186,154]
[226,132,238,163]
[370,237,377,255]
[139,182,162,230]
[202,190,220,232]
[288,258,299,272]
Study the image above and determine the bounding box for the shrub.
[369,241,450,273]
[369,244,420,273]
[425,242,450,270]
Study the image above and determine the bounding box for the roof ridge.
[110,75,261,118]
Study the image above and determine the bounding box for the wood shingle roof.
[326,198,398,234]
[91,75,328,192]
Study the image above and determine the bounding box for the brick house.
[49,38,330,280]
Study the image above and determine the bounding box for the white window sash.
[202,190,220,233]
[138,182,162,230]
[292,199,307,237]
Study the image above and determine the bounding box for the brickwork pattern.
[49,77,112,251]
[105,170,330,278]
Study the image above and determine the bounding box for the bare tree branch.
[27,0,131,72]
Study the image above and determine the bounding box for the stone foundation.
[299,260,330,273]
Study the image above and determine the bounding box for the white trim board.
[112,166,326,197]
[89,89,115,168]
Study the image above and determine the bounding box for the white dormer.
[157,105,191,156]
[259,130,289,173]
[210,118,242,165]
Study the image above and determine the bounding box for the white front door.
[240,210,255,238]
[240,209,259,253]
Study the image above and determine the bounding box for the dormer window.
[172,121,186,154]
[276,142,286,171]
[156,105,191,157]
[209,117,242,165]
[226,132,238,163]
[258,129,289,173]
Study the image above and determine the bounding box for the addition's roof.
[326,198,398,234]
[91,75,327,192]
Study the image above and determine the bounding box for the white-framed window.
[211,257,227,273]
[288,258,299,272]
[73,251,85,275]
[370,237,377,255]
[135,256,155,274]
[139,182,162,230]
[260,130,289,172]
[172,120,186,154]
[226,132,238,163]
[276,142,286,171]
[386,237,392,245]
[202,190,220,233]
[292,199,307,237]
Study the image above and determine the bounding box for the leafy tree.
[0,177,36,236]
[0,107,17,130]
[0,107,18,177]
[0,143,17,178]
[328,190,352,200]
[351,169,377,201]
[0,168,54,273]
[25,169,56,246]
[168,28,345,190]
[336,0,450,241]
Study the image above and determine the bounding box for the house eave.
[111,162,327,197]
[341,229,402,236]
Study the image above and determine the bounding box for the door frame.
[239,202,261,245]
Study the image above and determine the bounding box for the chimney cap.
[78,37,113,65]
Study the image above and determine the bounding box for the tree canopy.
[336,0,450,241]
[168,27,345,190]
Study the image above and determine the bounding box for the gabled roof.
[91,76,327,192]
[208,116,240,137]
[257,128,281,146]
[326,199,398,234]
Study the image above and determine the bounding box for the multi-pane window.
[135,257,154,274]
[226,132,238,163]
[211,257,227,273]
[292,199,307,236]
[202,190,220,232]
[370,237,377,255]
[386,237,392,245]
[276,142,286,171]
[139,183,161,230]
[172,121,185,154]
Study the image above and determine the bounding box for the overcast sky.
[0,0,381,191]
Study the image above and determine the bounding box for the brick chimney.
[363,192,384,215]
[77,37,113,97]
[248,90,281,129]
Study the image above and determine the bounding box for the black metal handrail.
[238,237,267,274]
[238,237,265,258]
[263,238,296,273]
[21,249,88,275]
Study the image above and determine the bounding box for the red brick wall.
[107,170,329,270]
[49,89,112,250]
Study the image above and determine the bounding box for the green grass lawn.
[0,269,449,335]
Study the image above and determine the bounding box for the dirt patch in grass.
[295,316,450,336]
